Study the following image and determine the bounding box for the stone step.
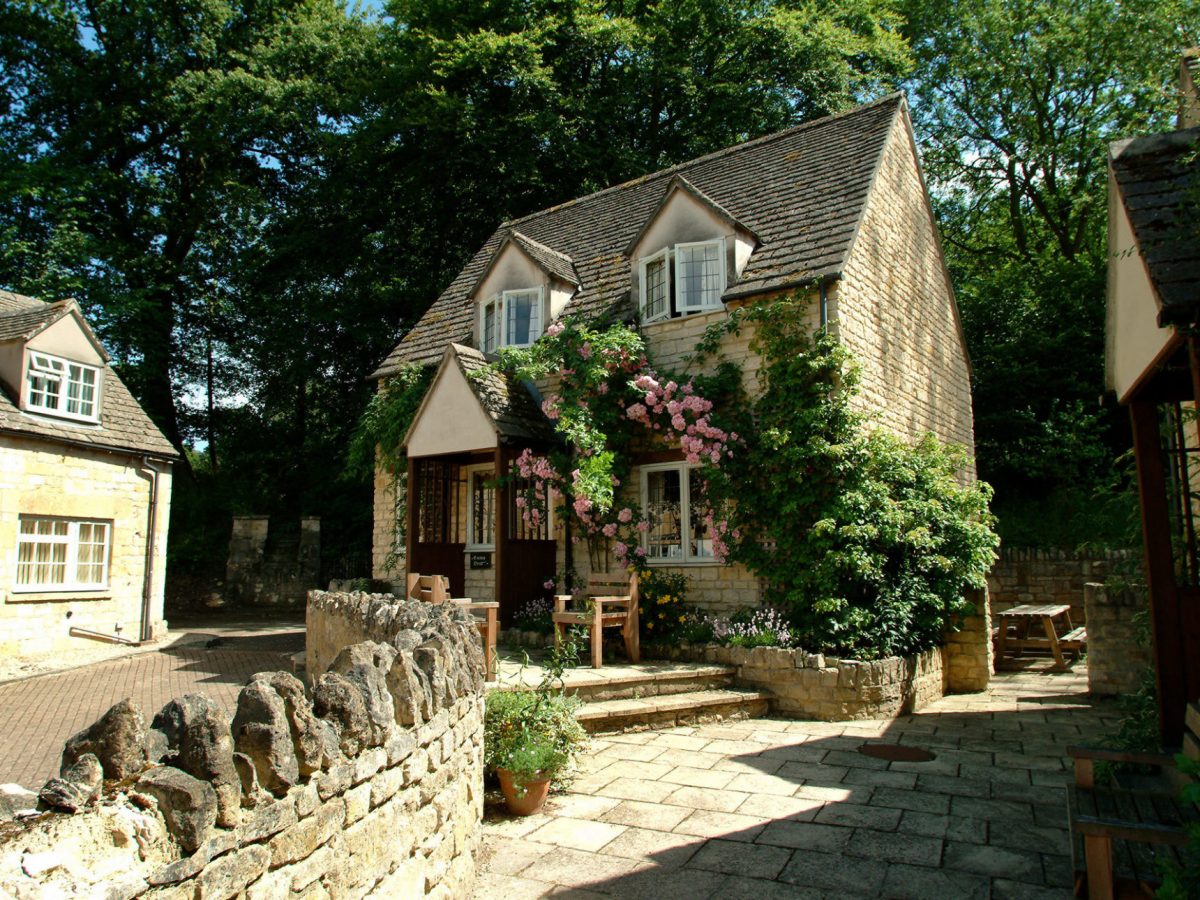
[574,688,772,733]
[561,665,737,702]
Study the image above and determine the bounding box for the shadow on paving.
[479,672,1118,899]
[149,630,305,687]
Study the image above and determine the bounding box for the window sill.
[644,558,721,568]
[464,546,495,554]
[7,589,112,604]
[640,307,727,331]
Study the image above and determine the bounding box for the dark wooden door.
[408,458,466,597]
[496,460,556,627]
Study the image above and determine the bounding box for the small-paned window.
[478,288,545,352]
[467,465,496,551]
[675,241,724,312]
[25,351,100,422]
[640,463,715,564]
[638,239,725,322]
[14,517,111,591]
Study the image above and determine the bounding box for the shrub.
[713,607,797,649]
[513,596,554,634]
[637,569,691,642]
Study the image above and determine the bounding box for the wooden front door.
[407,457,466,597]
[496,449,557,627]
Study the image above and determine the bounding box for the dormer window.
[638,239,725,323]
[479,287,544,353]
[25,351,100,422]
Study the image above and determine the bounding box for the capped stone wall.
[1084,582,1153,696]
[0,595,485,899]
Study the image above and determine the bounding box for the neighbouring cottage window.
[25,351,100,422]
[15,517,111,591]
[638,239,725,323]
[467,465,496,550]
[479,288,544,353]
[640,463,715,563]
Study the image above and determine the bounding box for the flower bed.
[651,642,945,721]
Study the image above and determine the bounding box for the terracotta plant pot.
[496,767,552,816]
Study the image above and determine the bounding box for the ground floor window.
[640,463,714,563]
[14,516,111,591]
[466,464,496,551]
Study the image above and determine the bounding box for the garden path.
[474,663,1116,898]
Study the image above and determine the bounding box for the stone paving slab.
[475,665,1116,898]
[0,622,302,788]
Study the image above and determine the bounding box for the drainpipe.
[135,456,165,642]
[819,280,829,332]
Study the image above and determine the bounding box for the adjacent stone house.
[370,94,975,624]
[0,290,176,659]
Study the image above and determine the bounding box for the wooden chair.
[1066,701,1200,898]
[552,572,640,669]
[406,573,499,682]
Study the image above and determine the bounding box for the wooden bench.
[1066,701,1200,898]
[553,572,639,669]
[406,573,499,682]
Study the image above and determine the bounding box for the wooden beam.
[1129,399,1188,744]
[494,445,509,627]
[404,456,417,581]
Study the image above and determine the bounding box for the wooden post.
[1130,398,1188,745]
[494,445,508,626]
[405,456,417,583]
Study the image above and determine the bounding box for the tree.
[901,0,1200,545]
[0,0,372,449]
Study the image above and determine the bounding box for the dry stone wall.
[987,547,1138,624]
[0,595,485,899]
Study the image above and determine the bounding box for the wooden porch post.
[1129,398,1188,744]
[405,456,417,582]
[494,446,509,626]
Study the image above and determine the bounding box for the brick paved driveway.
[0,623,303,789]
[475,665,1118,899]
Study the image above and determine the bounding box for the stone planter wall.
[1084,582,1153,696]
[656,643,945,720]
[1,595,485,899]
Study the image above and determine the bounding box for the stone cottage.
[0,290,176,659]
[370,93,975,624]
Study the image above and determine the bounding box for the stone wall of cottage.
[0,435,172,660]
[832,115,976,463]
[372,458,404,582]
[1084,582,1153,696]
[942,588,992,692]
[0,595,484,899]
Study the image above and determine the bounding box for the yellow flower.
[646,621,654,629]
[678,615,686,623]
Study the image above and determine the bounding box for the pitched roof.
[1110,126,1200,326]
[0,293,178,459]
[623,175,760,256]
[449,343,558,444]
[373,94,904,377]
[509,232,580,287]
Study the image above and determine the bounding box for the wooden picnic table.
[996,603,1086,670]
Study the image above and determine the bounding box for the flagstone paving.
[474,663,1116,898]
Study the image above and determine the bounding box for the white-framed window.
[639,249,671,323]
[478,287,545,353]
[14,516,111,591]
[675,240,725,313]
[466,465,496,551]
[24,351,101,423]
[638,239,725,322]
[639,463,715,564]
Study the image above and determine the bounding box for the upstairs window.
[638,239,725,323]
[479,287,544,353]
[25,351,100,422]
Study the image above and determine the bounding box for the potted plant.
[485,628,588,816]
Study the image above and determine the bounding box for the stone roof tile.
[372,94,903,377]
